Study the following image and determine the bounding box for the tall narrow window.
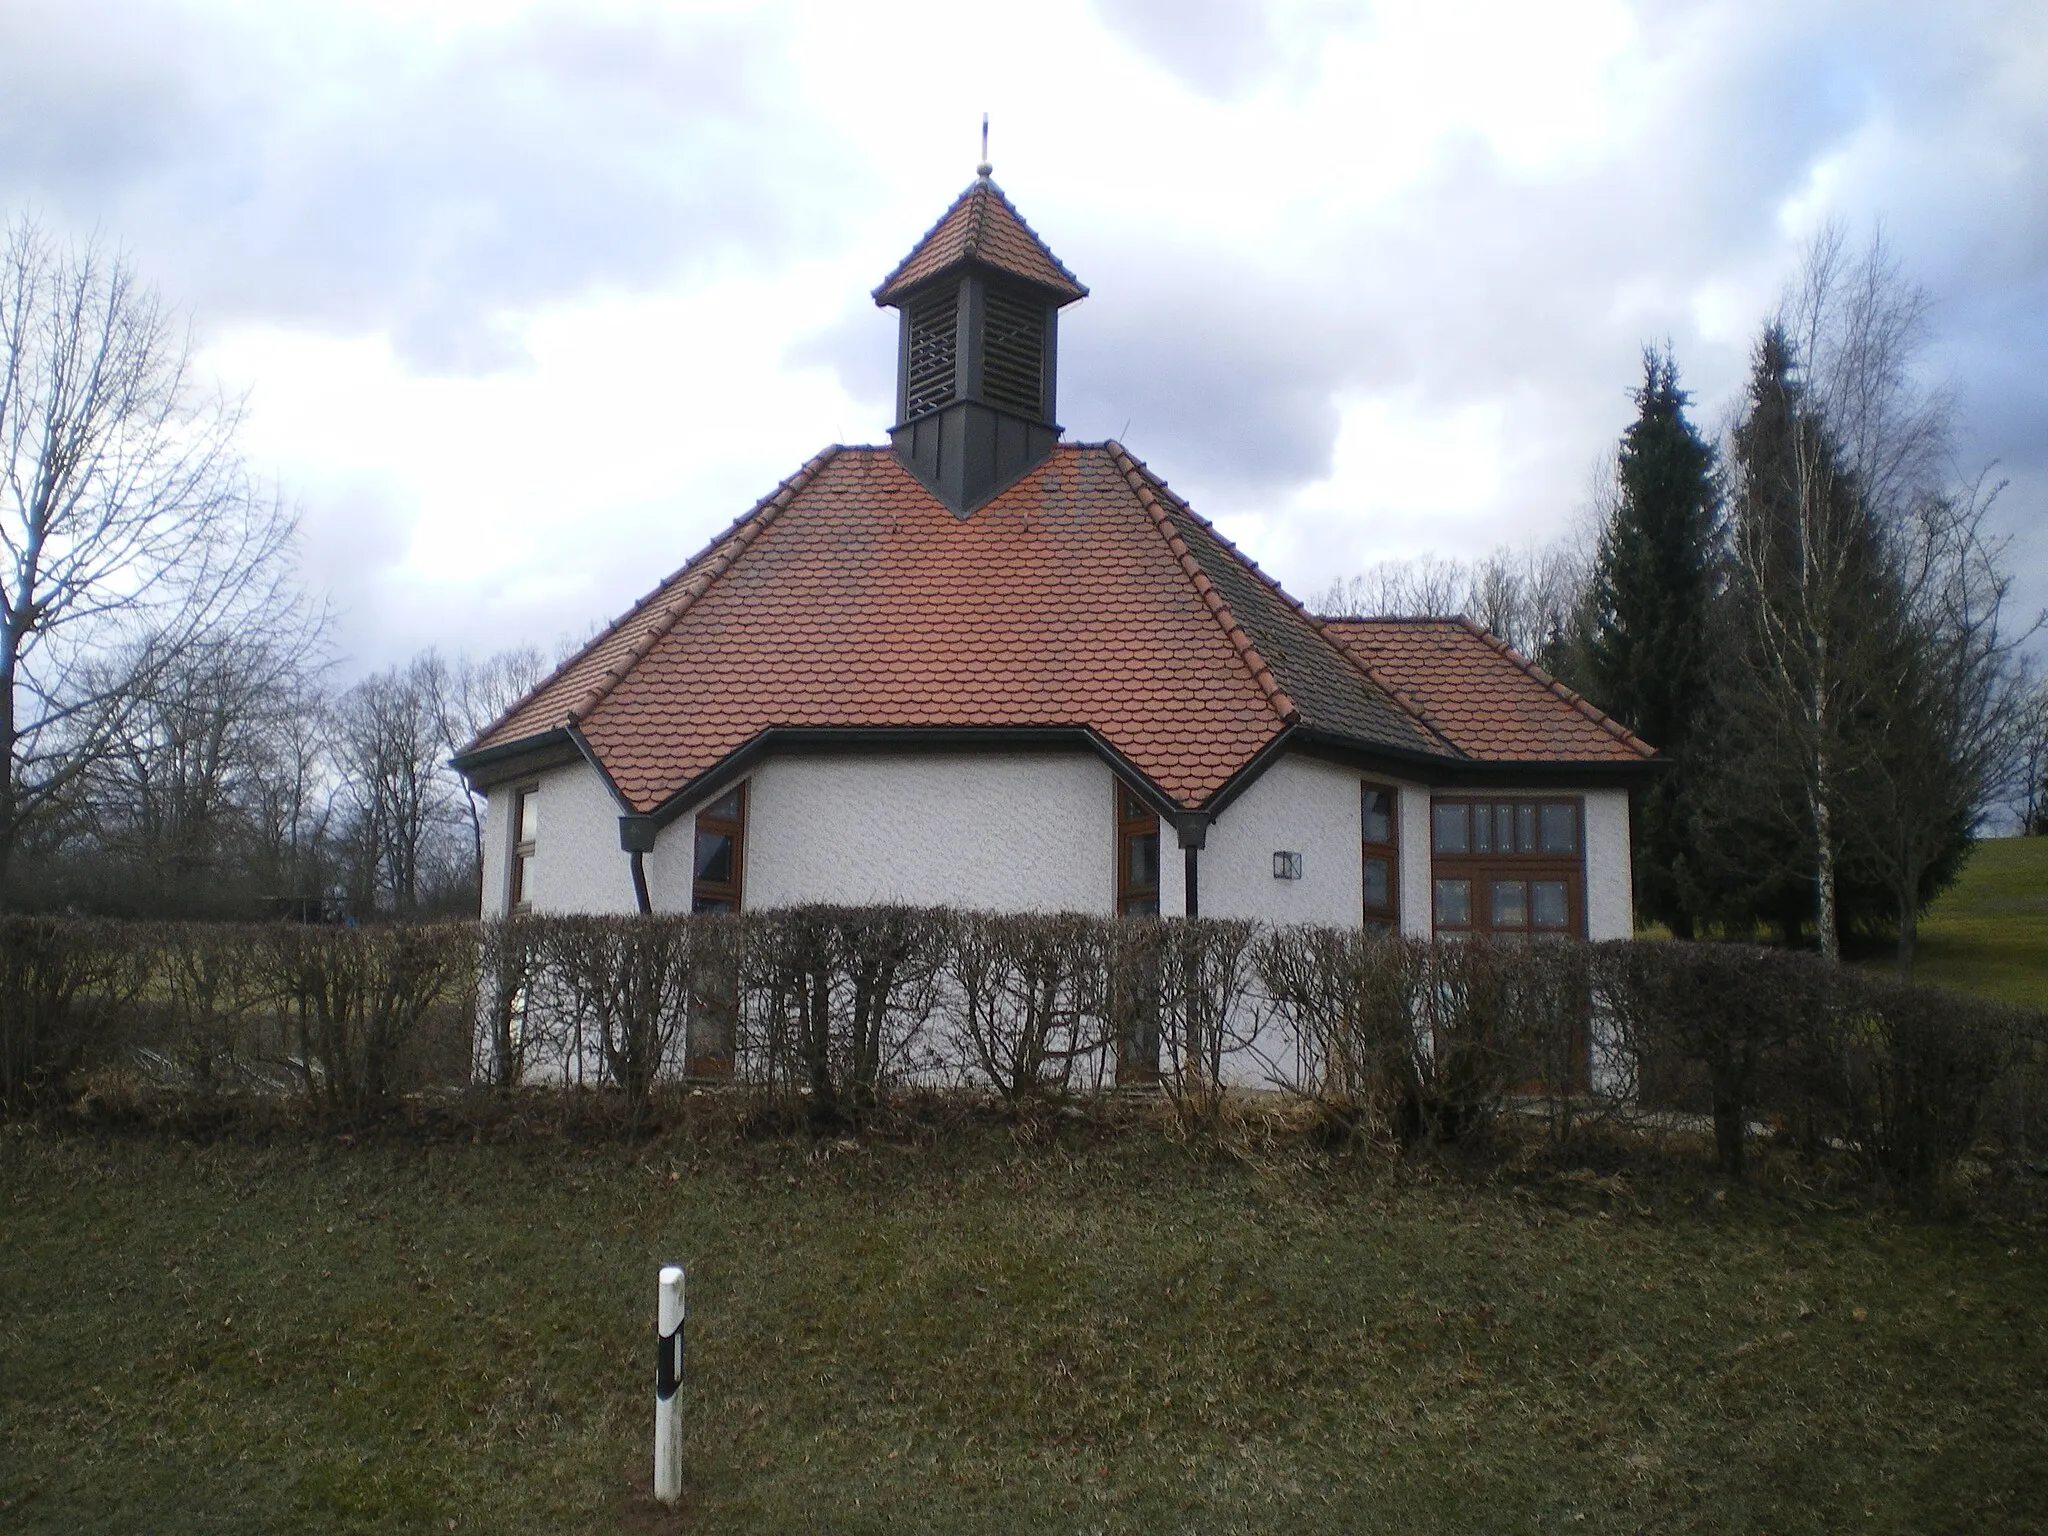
[692,783,746,913]
[1361,783,1399,934]
[1428,797,1583,938]
[1116,784,1160,918]
[509,785,538,912]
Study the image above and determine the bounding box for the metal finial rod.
[977,113,991,179]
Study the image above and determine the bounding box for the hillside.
[1907,836,2048,1007]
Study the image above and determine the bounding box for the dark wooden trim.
[691,781,747,914]
[1115,779,1162,918]
[1428,795,1587,939]
[1360,779,1400,931]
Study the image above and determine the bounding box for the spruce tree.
[1583,347,1721,935]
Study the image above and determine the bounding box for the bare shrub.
[475,915,547,1090]
[1823,974,2031,1196]
[542,916,692,1112]
[0,916,136,1109]
[743,906,944,1118]
[256,923,474,1122]
[947,912,1109,1101]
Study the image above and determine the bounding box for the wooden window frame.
[691,782,747,914]
[1428,796,1585,940]
[1360,782,1400,934]
[1115,782,1161,919]
[508,783,539,913]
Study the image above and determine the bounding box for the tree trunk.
[1811,751,1840,961]
[1896,882,1918,980]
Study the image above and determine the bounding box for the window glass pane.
[1491,880,1528,928]
[513,851,533,905]
[1432,803,1467,854]
[692,895,736,914]
[517,791,538,844]
[706,787,743,822]
[1541,803,1577,854]
[1121,894,1160,918]
[1517,804,1537,853]
[1434,878,1472,927]
[1494,805,1514,853]
[1127,831,1160,888]
[1532,880,1570,929]
[1364,917,1395,937]
[695,830,733,883]
[1363,856,1391,910]
[1362,788,1393,845]
[1120,786,1148,823]
[1472,803,1493,853]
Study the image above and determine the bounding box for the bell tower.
[873,162,1087,514]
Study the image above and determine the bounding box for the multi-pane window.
[1361,783,1399,934]
[509,785,538,911]
[692,784,746,913]
[1430,797,1583,939]
[1116,784,1161,918]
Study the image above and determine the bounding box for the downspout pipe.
[1175,814,1209,920]
[619,816,658,915]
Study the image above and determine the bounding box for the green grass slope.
[1910,836,2048,1007]
[3,1128,2044,1535]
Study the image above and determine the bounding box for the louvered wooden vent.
[981,286,1045,418]
[904,291,958,418]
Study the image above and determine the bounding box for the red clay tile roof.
[467,449,1654,814]
[472,445,1305,811]
[1321,617,1658,763]
[873,176,1087,306]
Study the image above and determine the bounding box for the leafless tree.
[2012,673,2048,835]
[424,646,547,908]
[70,612,326,909]
[0,215,300,902]
[1846,473,2037,974]
[1314,543,1589,665]
[330,656,465,916]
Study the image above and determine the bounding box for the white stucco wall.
[485,758,638,917]
[1397,780,1435,939]
[1201,755,1358,925]
[1582,787,1635,940]
[653,752,1121,915]
[479,784,511,918]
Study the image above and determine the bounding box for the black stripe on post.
[656,1322,684,1402]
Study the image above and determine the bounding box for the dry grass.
[3,1110,2045,1535]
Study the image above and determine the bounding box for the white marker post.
[654,1265,686,1505]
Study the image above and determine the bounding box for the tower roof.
[873,175,1087,307]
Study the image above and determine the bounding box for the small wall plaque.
[1273,851,1303,880]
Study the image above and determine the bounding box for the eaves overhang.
[449,727,581,789]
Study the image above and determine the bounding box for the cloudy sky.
[4,0,2043,675]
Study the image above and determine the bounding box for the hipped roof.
[464,445,1653,817]
[872,176,1087,306]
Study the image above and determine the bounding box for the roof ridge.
[557,447,841,729]
[1114,450,1463,756]
[1107,443,1299,728]
[1450,616,1657,759]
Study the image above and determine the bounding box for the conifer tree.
[1583,347,1721,935]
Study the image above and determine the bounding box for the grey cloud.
[0,2,866,371]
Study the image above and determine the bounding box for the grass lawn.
[3,1119,2045,1534]
[1907,836,2048,1008]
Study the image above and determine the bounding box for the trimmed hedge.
[1,911,2038,1192]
